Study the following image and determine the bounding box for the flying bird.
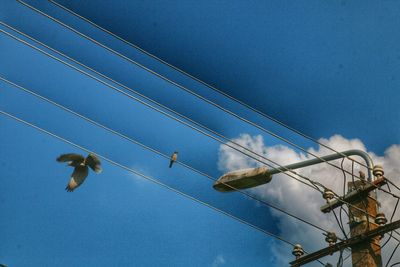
[57,153,102,192]
[169,151,178,168]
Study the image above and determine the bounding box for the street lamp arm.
[268,149,374,181]
[214,149,374,192]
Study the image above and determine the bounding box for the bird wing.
[57,153,85,164]
[66,165,89,192]
[86,153,102,173]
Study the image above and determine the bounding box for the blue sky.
[1,1,399,266]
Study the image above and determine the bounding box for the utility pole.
[290,165,398,267]
[213,150,399,267]
[347,179,381,266]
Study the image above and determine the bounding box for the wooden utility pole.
[347,180,381,266]
[290,166,398,267]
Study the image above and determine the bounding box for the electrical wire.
[0,76,358,262]
[385,242,400,267]
[338,207,347,239]
[11,4,400,208]
[332,208,347,239]
[390,199,399,223]
[0,76,333,236]
[2,23,395,267]
[336,249,344,267]
[382,232,395,250]
[0,26,380,222]
[387,179,400,193]
[0,24,323,193]
[338,158,348,238]
[0,109,328,266]
[15,0,386,188]
[380,187,400,251]
[342,252,351,263]
[0,26,380,220]
[48,0,379,173]
[3,4,399,264]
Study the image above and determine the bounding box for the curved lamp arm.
[214,149,374,192]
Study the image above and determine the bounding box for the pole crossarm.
[290,219,400,266]
[320,177,387,213]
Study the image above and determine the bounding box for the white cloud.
[218,134,400,266]
[211,254,226,267]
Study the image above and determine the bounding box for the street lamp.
[213,149,373,192]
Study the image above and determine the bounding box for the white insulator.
[375,212,387,226]
[292,244,304,259]
[373,165,384,178]
[323,188,335,202]
[324,232,337,246]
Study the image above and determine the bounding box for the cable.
[0,110,293,244]
[0,109,327,266]
[390,199,399,223]
[15,0,382,186]
[342,252,351,263]
[0,31,376,223]
[385,242,400,267]
[380,189,400,251]
[11,3,399,204]
[338,158,348,238]
[15,4,400,236]
[48,0,378,173]
[0,26,380,219]
[0,24,320,189]
[0,27,327,195]
[3,4,398,264]
[332,208,347,239]
[0,76,333,236]
[387,179,400,193]
[1,27,386,267]
[336,248,344,267]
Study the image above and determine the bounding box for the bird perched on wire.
[169,151,178,168]
[56,153,102,192]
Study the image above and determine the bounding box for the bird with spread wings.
[57,153,102,192]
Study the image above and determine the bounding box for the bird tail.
[65,185,73,192]
[169,160,173,168]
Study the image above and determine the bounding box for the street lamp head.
[213,167,272,192]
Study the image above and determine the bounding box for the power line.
[16,0,379,185]
[13,3,399,242]
[17,0,399,213]
[4,4,398,264]
[0,31,373,226]
[48,0,377,173]
[0,27,382,220]
[386,242,400,267]
[0,109,328,266]
[0,76,332,236]
[0,27,321,192]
